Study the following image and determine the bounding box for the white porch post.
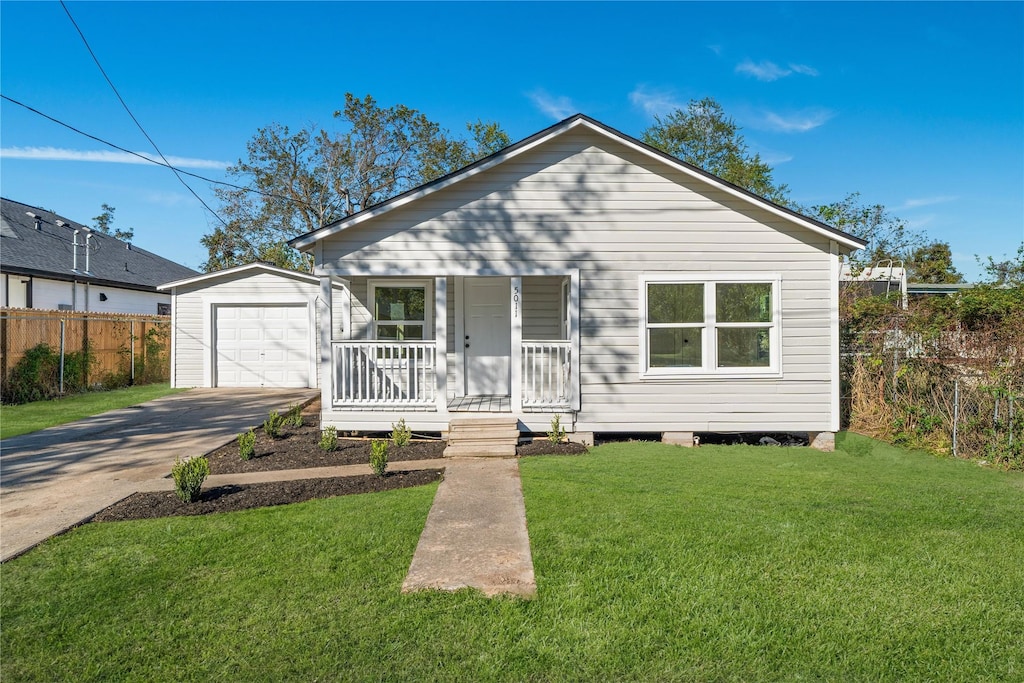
[511,276,523,411]
[435,277,448,417]
[570,269,581,412]
[318,275,334,409]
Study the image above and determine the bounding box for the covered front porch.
[316,272,581,433]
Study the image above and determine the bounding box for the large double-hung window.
[640,274,781,376]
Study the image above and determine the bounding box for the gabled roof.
[157,261,345,290]
[0,197,197,291]
[288,114,868,252]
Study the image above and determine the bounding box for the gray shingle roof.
[0,198,197,291]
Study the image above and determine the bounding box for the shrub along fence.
[0,308,171,404]
[841,305,1023,469]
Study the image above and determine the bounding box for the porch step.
[444,416,521,458]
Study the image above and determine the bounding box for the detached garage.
[159,263,346,389]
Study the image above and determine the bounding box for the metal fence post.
[952,379,959,458]
[1010,395,1015,447]
[130,320,136,384]
[59,319,66,395]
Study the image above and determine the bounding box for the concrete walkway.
[402,458,536,597]
[0,388,317,561]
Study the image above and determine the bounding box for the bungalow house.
[1,198,197,314]
[164,115,867,452]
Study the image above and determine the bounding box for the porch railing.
[522,340,572,409]
[332,341,436,407]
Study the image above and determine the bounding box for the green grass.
[2,436,1022,681]
[0,383,184,438]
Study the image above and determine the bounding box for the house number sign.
[512,285,520,319]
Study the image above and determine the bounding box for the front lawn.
[2,437,1021,681]
[0,383,184,439]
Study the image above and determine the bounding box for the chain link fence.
[842,330,1022,468]
[0,308,171,404]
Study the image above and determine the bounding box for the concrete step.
[448,429,521,443]
[448,417,519,429]
[443,444,518,458]
[446,416,521,458]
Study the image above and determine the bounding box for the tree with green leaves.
[203,95,508,272]
[92,203,135,242]
[641,97,789,205]
[907,241,964,284]
[979,243,1024,286]
[807,192,965,283]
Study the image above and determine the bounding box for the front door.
[464,277,511,395]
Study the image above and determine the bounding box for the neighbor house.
[1,198,197,314]
[161,115,866,451]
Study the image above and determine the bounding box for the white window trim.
[639,273,783,379]
[367,279,434,340]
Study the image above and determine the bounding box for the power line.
[59,0,228,227]
[0,94,306,207]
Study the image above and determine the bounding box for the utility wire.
[1,94,307,206]
[59,0,228,226]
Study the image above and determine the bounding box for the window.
[369,280,432,340]
[157,303,171,316]
[640,274,780,376]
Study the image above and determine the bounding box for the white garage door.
[215,305,310,388]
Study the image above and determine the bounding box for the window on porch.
[370,280,433,340]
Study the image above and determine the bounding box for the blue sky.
[2,1,1021,280]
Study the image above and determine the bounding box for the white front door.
[464,277,511,396]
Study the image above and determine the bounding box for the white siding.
[170,271,328,388]
[319,129,837,432]
[16,276,169,314]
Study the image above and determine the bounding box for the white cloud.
[736,60,792,81]
[736,59,819,81]
[756,149,794,165]
[789,63,819,77]
[753,109,834,133]
[0,146,230,169]
[527,90,576,120]
[142,190,192,207]
[629,85,684,118]
[899,196,958,210]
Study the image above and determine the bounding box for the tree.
[907,241,963,284]
[806,192,924,269]
[641,97,789,204]
[979,243,1024,285]
[91,203,135,242]
[204,95,508,272]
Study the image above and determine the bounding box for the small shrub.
[319,426,338,452]
[263,411,285,439]
[391,418,411,447]
[238,428,256,460]
[370,439,389,477]
[171,456,209,503]
[285,403,304,428]
[547,414,566,444]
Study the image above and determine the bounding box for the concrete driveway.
[0,387,318,562]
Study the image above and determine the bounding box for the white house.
[164,115,867,451]
[1,198,197,314]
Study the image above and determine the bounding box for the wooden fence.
[0,308,171,398]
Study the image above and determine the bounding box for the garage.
[158,263,347,389]
[214,304,309,387]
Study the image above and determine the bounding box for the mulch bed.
[94,470,444,522]
[91,401,588,523]
[205,407,587,474]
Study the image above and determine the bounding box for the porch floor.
[448,395,512,413]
